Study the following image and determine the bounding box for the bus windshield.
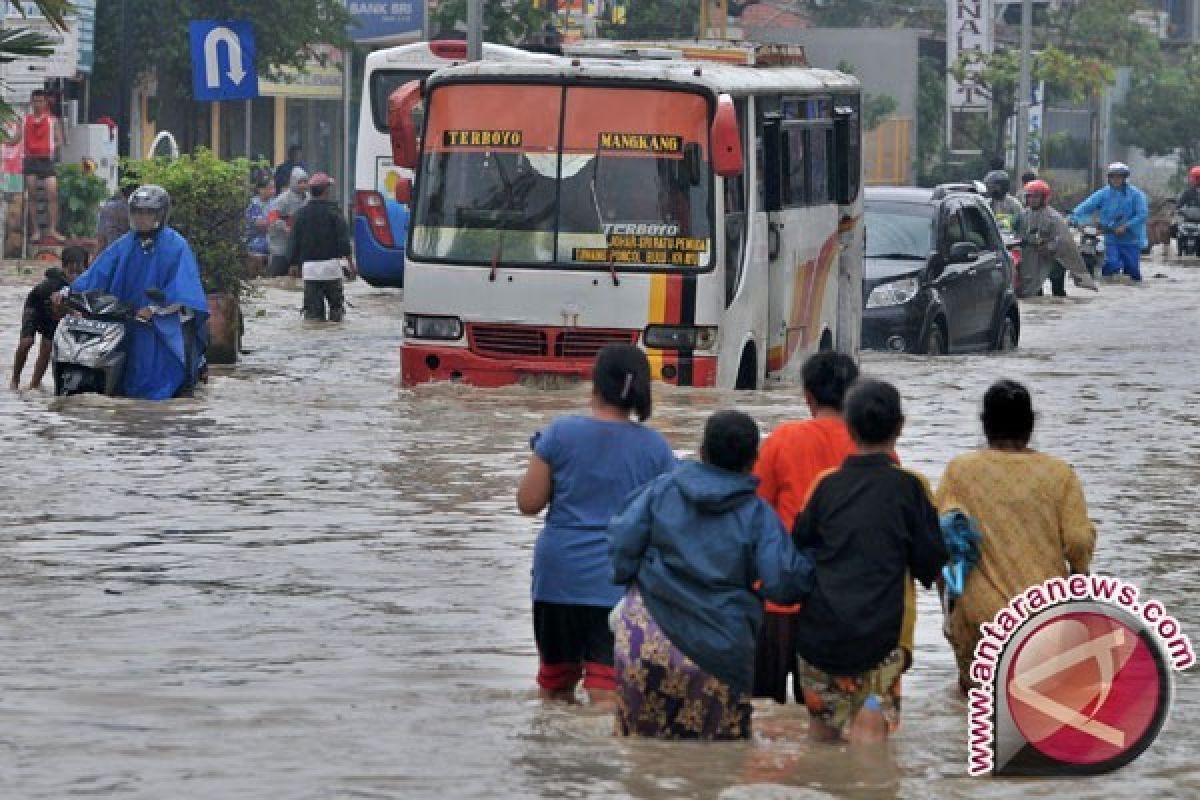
[411,83,713,271]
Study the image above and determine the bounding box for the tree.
[91,0,354,151]
[1116,49,1200,170]
[429,0,554,45]
[0,0,71,120]
[834,61,896,131]
[599,0,699,39]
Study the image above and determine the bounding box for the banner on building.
[946,0,992,154]
[350,1,424,43]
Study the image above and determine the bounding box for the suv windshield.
[864,201,933,259]
[411,83,713,271]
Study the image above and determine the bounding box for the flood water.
[1,263,1196,799]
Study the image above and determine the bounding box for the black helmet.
[984,170,1011,195]
[128,184,171,237]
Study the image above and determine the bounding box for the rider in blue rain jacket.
[1070,162,1148,283]
[66,185,209,399]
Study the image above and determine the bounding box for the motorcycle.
[51,288,189,397]
[1175,206,1200,257]
[1076,223,1106,277]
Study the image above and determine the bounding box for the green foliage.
[598,0,699,39]
[56,164,110,239]
[1042,132,1090,171]
[129,149,251,298]
[429,0,554,44]
[916,56,945,182]
[92,1,354,103]
[0,0,70,121]
[1115,49,1200,168]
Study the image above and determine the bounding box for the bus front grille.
[556,329,639,358]
[469,325,548,357]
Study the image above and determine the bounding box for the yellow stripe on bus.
[646,273,667,376]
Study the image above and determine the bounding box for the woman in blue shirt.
[517,344,675,708]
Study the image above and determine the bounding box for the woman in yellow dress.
[935,380,1097,689]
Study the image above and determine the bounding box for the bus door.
[762,106,839,383]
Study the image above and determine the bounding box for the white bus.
[388,47,864,388]
[352,40,552,287]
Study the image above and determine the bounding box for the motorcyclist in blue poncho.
[59,185,209,400]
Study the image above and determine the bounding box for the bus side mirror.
[395,177,412,205]
[711,94,743,178]
[388,80,423,170]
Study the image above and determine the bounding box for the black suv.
[862,185,1020,355]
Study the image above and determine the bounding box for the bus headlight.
[865,277,920,308]
[404,314,463,340]
[643,325,718,351]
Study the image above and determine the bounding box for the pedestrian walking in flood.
[935,380,1095,692]
[10,247,86,391]
[287,173,356,322]
[751,351,859,705]
[790,380,947,744]
[244,174,275,277]
[608,410,813,739]
[516,344,675,709]
[267,167,308,278]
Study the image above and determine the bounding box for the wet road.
[0,265,1196,799]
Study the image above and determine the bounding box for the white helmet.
[1106,162,1131,177]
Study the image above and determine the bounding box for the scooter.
[51,288,190,397]
[1175,206,1200,257]
[52,289,136,395]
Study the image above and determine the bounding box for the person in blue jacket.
[64,185,209,399]
[608,410,814,739]
[1070,162,1148,283]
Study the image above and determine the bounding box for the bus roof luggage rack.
[562,40,806,67]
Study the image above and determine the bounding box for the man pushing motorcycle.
[1018,179,1097,298]
[1070,162,1148,284]
[55,185,209,399]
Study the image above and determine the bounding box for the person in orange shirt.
[752,351,859,704]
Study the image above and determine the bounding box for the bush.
[129,149,250,298]
[57,163,110,238]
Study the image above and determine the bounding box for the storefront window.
[285,97,344,189]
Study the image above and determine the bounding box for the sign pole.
[1016,0,1032,177]
[467,0,482,61]
[244,98,252,158]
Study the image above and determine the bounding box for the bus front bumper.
[401,344,716,388]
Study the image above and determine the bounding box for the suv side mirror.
[948,241,979,263]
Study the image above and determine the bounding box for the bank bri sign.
[350,1,423,43]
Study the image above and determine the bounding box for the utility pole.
[467,0,482,61]
[1015,0,1032,178]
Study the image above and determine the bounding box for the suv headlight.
[866,277,920,309]
[643,325,718,351]
[404,314,463,340]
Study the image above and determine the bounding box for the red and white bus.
[389,47,864,388]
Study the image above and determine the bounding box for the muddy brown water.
[0,265,1196,798]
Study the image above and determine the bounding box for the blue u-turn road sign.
[189,21,259,102]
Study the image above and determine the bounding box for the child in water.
[516,344,675,708]
[10,246,88,391]
[791,380,947,743]
[608,409,814,739]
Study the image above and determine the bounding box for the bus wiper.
[869,252,926,260]
[488,227,506,282]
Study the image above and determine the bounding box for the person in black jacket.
[286,173,357,322]
[790,380,947,744]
